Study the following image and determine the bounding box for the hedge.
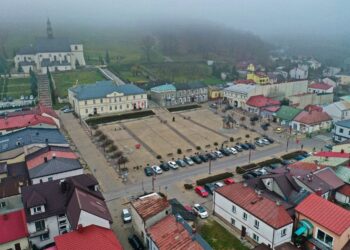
[257,158,282,167]
[86,110,155,125]
[236,164,257,174]
[167,104,201,112]
[281,150,306,160]
[196,172,233,186]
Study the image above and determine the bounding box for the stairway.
[36,74,52,108]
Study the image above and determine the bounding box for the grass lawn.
[52,69,105,98]
[2,78,32,99]
[198,220,249,250]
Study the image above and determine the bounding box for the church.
[14,19,86,74]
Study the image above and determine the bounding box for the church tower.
[47,18,54,39]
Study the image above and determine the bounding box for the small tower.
[47,18,54,39]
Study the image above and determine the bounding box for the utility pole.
[209,159,212,174]
[248,147,252,163]
[152,174,156,192]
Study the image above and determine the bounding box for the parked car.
[261,124,268,131]
[250,115,259,122]
[128,234,144,250]
[224,177,235,185]
[263,136,274,143]
[240,143,250,150]
[215,150,224,158]
[191,155,202,164]
[183,156,194,166]
[294,155,305,161]
[206,152,217,160]
[63,108,73,113]
[228,147,238,155]
[151,165,163,174]
[122,208,132,223]
[234,145,243,152]
[214,181,224,189]
[261,138,270,145]
[193,204,208,219]
[275,127,284,133]
[195,186,209,197]
[199,154,209,162]
[246,142,256,150]
[325,144,333,150]
[204,183,216,195]
[219,148,231,156]
[168,161,179,169]
[144,166,153,176]
[255,139,265,147]
[159,163,170,171]
[248,171,258,177]
[242,173,254,180]
[175,159,186,167]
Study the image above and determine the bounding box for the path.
[98,67,125,85]
[37,74,52,107]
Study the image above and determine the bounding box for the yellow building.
[208,86,223,100]
[246,64,270,84]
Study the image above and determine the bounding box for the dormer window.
[0,201,6,208]
[32,205,44,215]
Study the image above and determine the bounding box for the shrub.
[91,124,98,130]
[257,158,282,167]
[107,144,117,153]
[281,150,307,160]
[167,104,201,112]
[196,172,234,186]
[86,110,155,125]
[229,137,234,142]
[94,130,102,137]
[184,184,194,190]
[156,155,162,160]
[245,134,250,138]
[214,142,218,146]
[177,148,182,154]
[236,163,258,174]
[196,146,201,150]
[98,134,107,142]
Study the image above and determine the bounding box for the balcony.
[29,227,49,238]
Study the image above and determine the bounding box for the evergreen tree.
[105,50,110,65]
[29,68,38,97]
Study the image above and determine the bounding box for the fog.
[0,0,349,39]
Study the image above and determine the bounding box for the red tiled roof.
[314,168,344,189]
[0,209,28,244]
[304,105,322,112]
[288,162,326,172]
[147,215,203,250]
[54,225,123,250]
[26,151,78,169]
[0,114,56,131]
[338,184,350,196]
[314,151,350,158]
[216,183,293,229]
[131,193,170,221]
[262,106,280,112]
[295,193,350,235]
[235,79,255,84]
[246,95,281,108]
[308,83,332,90]
[293,110,332,125]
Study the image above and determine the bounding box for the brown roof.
[131,193,170,221]
[254,244,271,250]
[293,110,332,125]
[338,184,350,196]
[314,168,344,189]
[216,183,293,229]
[147,215,203,250]
[275,243,299,250]
[0,176,28,199]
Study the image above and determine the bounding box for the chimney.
[243,182,248,187]
[44,156,48,163]
[52,153,56,159]
[276,200,281,206]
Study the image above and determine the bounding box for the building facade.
[291,110,332,133]
[324,101,350,122]
[333,119,350,142]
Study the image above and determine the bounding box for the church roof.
[17,37,79,55]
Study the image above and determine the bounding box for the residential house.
[288,92,334,109]
[333,119,350,142]
[289,66,308,80]
[247,64,270,85]
[301,152,350,168]
[335,184,350,206]
[340,95,350,103]
[335,166,350,185]
[68,81,147,118]
[14,20,85,74]
[322,77,337,88]
[130,193,171,244]
[223,84,257,108]
[208,85,224,100]
[307,83,334,94]
[0,210,29,250]
[150,84,177,106]
[323,67,341,77]
[324,101,350,122]
[214,183,294,249]
[291,110,332,133]
[336,74,350,85]
[54,225,123,250]
[274,106,302,126]
[245,95,280,117]
[22,174,112,249]
[146,215,212,250]
[307,59,322,70]
[294,194,350,250]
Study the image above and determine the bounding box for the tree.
[105,50,110,65]
[47,68,56,105]
[280,98,290,106]
[29,68,38,97]
[141,36,155,63]
[75,59,80,69]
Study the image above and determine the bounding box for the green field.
[0,77,32,99]
[52,69,105,98]
[199,220,249,250]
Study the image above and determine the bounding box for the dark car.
[240,143,250,150]
[246,143,256,150]
[234,145,243,152]
[247,171,258,177]
[325,144,333,150]
[159,162,170,171]
[261,124,268,131]
[263,136,274,143]
[250,115,259,122]
[242,173,254,180]
[144,166,153,176]
[219,148,231,156]
[128,234,144,250]
[204,183,216,195]
[294,155,305,161]
[176,159,186,167]
[281,159,291,166]
[191,155,202,164]
[199,154,209,162]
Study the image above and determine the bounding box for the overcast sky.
[0,0,349,38]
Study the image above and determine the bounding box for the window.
[75,45,78,50]
[93,99,96,104]
[254,220,259,229]
[40,232,50,241]
[48,177,53,181]
[101,107,103,111]
[109,106,112,111]
[232,205,236,213]
[0,201,6,208]
[316,229,333,247]
[231,218,235,225]
[127,104,129,109]
[119,97,122,102]
[133,95,135,99]
[100,99,103,103]
[340,128,344,133]
[281,228,287,237]
[84,100,87,105]
[33,206,42,214]
[243,212,247,220]
[35,220,45,231]
[253,233,259,242]
[15,243,21,250]
[85,109,88,114]
[115,105,118,110]
[120,105,122,109]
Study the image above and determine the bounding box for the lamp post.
[209,159,212,174]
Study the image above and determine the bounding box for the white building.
[223,84,257,108]
[322,77,337,87]
[324,101,350,122]
[14,20,85,74]
[290,66,308,80]
[68,81,147,119]
[307,83,333,94]
[214,183,293,249]
[307,59,322,70]
[335,185,350,205]
[291,110,332,133]
[323,67,341,77]
[333,119,350,142]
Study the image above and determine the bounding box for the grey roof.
[41,59,70,67]
[336,119,350,128]
[29,158,82,179]
[174,82,207,90]
[69,81,145,100]
[224,84,256,94]
[0,128,67,153]
[19,61,35,67]
[17,37,75,55]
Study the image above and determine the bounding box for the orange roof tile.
[131,193,170,221]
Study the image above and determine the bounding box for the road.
[98,67,125,85]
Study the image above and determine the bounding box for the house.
[150,84,177,106]
[307,83,334,94]
[0,114,57,135]
[335,166,350,185]
[291,110,332,133]
[323,67,341,77]
[335,184,350,206]
[245,95,280,117]
[246,64,270,85]
[130,193,171,244]
[54,225,123,250]
[294,194,350,250]
[146,215,212,250]
[68,81,147,118]
[14,20,85,74]
[336,74,350,85]
[322,77,337,87]
[307,59,322,70]
[289,66,308,80]
[301,153,350,168]
[333,119,350,142]
[208,85,224,100]
[274,106,302,126]
[223,84,257,108]
[214,183,293,249]
[0,210,29,250]
[325,101,350,122]
[21,174,112,249]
